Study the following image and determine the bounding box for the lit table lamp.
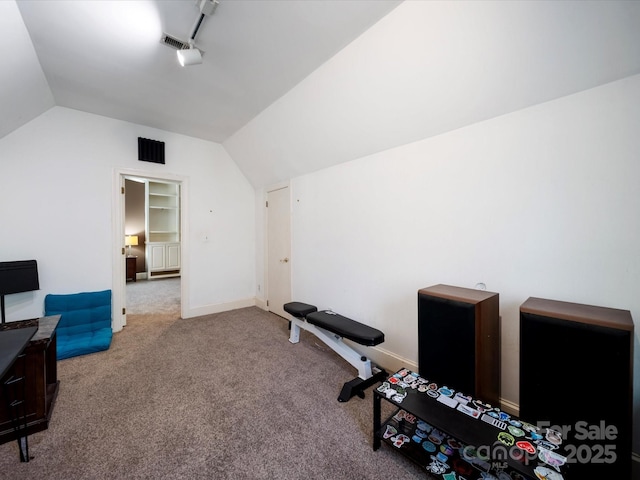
[125,235,138,257]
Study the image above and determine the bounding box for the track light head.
[177,45,202,66]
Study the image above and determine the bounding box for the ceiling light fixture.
[176,0,219,67]
[177,41,202,66]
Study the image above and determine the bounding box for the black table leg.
[373,391,381,451]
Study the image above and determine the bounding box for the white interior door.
[267,186,291,318]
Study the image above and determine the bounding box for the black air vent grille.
[161,33,189,50]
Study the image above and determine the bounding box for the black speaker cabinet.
[418,284,500,406]
[520,297,634,478]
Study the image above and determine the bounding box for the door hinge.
[122,247,125,255]
[265,201,268,207]
[266,300,269,307]
[121,186,125,194]
[122,308,126,315]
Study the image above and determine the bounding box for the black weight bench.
[284,302,387,402]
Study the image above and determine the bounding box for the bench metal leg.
[338,368,387,402]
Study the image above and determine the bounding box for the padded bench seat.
[283,301,387,402]
[306,311,385,346]
[283,302,318,319]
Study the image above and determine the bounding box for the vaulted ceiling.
[3,1,640,188]
[3,0,400,142]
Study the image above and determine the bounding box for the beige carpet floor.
[0,280,424,479]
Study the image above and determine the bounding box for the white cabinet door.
[166,243,180,269]
[149,244,166,271]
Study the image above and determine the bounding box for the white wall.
[270,75,639,451]
[0,107,255,322]
[225,0,640,188]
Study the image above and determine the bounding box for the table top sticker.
[497,432,515,447]
[389,376,399,384]
[440,444,454,456]
[393,410,407,421]
[473,400,492,410]
[453,457,474,477]
[454,392,472,405]
[397,368,409,377]
[427,382,438,390]
[488,411,500,418]
[418,384,429,393]
[508,425,525,437]
[422,440,436,452]
[509,419,522,428]
[498,411,510,422]
[537,448,566,471]
[545,429,562,445]
[516,440,536,455]
[377,382,389,392]
[383,424,397,439]
[415,428,429,439]
[447,438,462,450]
[457,403,481,419]
[438,386,454,397]
[436,451,449,463]
[481,413,507,430]
[426,457,450,475]
[391,433,410,448]
[392,410,415,424]
[427,389,440,398]
[521,421,539,433]
[411,433,423,444]
[535,440,559,451]
[529,431,543,441]
[417,420,433,432]
[461,445,477,461]
[437,394,459,408]
[442,473,457,480]
[392,393,406,403]
[533,466,564,480]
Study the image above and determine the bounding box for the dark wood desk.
[0,326,37,379]
[0,325,37,461]
[0,316,60,446]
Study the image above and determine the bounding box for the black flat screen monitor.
[0,260,40,323]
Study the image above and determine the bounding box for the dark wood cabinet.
[126,256,137,282]
[0,315,60,443]
[418,284,501,406]
[520,297,634,478]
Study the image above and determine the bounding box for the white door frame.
[112,167,189,331]
[265,182,292,317]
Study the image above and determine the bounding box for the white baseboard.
[185,297,256,318]
[364,346,520,415]
[499,397,519,416]
[254,297,268,311]
[365,344,418,374]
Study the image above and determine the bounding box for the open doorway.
[124,176,182,319]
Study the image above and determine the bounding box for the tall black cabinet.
[520,297,634,478]
[418,284,501,406]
